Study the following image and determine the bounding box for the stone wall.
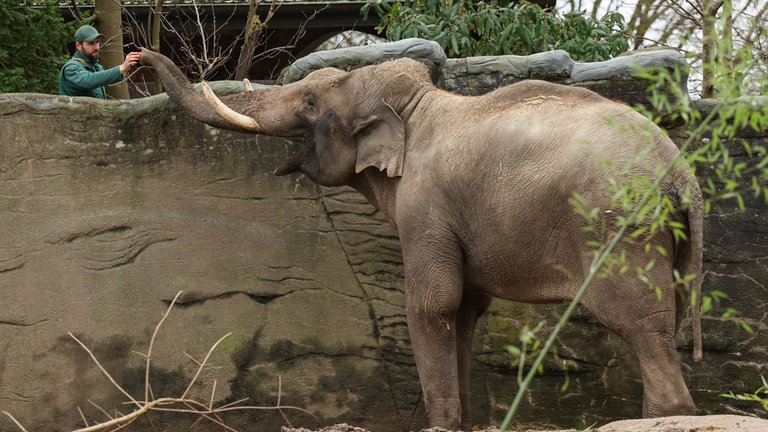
[0,40,766,431]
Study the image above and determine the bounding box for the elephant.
[139,49,703,430]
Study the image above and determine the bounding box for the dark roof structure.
[59,0,378,81]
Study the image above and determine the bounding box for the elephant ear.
[352,103,405,178]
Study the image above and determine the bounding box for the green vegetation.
[362,0,630,60]
[0,0,76,94]
[722,375,768,411]
[499,12,768,429]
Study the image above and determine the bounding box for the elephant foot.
[643,391,695,418]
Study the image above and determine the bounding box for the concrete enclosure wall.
[0,39,766,431]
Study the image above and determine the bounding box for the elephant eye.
[302,94,317,112]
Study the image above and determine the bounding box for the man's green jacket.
[59,51,123,99]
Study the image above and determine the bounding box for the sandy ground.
[281,414,768,432]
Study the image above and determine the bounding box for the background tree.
[367,0,765,97]
[95,0,129,99]
[235,0,276,81]
[362,0,630,61]
[561,0,767,97]
[0,0,76,94]
[147,0,164,93]
[123,0,319,93]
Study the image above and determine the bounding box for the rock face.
[0,39,766,431]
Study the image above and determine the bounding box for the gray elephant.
[139,49,703,430]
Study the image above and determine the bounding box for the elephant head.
[139,49,433,187]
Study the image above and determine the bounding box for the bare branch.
[145,291,183,404]
[1,412,29,432]
[69,332,142,409]
[208,380,218,410]
[76,406,89,428]
[87,399,114,423]
[5,290,316,431]
[180,332,232,400]
[72,398,168,432]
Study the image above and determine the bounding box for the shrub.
[0,0,77,94]
[362,0,630,61]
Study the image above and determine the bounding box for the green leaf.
[741,321,755,335]
[368,0,629,59]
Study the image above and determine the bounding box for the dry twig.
[3,291,317,431]
[1,411,28,432]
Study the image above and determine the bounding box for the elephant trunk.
[274,149,308,176]
[139,49,261,133]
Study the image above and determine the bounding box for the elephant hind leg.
[581,278,695,418]
[634,331,695,417]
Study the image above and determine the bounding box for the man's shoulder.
[63,57,97,71]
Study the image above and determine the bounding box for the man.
[59,25,141,99]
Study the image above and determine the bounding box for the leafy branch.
[721,375,768,412]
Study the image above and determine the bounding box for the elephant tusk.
[200,81,261,131]
[242,79,253,92]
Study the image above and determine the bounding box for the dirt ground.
[281,414,768,432]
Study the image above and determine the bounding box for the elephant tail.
[676,175,704,363]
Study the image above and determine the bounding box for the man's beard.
[81,48,100,60]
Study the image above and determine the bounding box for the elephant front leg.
[403,247,466,430]
[407,293,463,429]
[456,291,492,431]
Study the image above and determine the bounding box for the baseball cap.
[74,25,104,43]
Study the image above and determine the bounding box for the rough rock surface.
[278,38,448,83]
[283,415,768,432]
[0,39,766,432]
[594,415,768,431]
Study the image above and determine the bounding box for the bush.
[362,0,630,61]
[0,0,77,94]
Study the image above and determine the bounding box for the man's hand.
[119,52,142,75]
